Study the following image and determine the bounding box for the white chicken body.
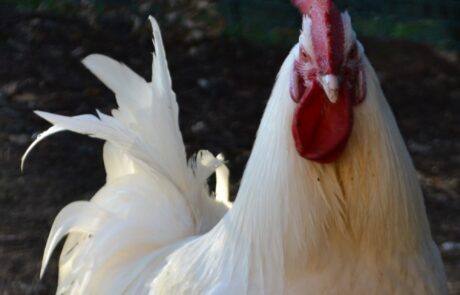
[149,46,447,295]
[25,10,447,295]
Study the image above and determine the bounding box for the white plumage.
[24,14,447,295]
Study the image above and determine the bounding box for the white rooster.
[24,0,448,294]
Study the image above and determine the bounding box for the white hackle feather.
[24,15,447,295]
[342,11,356,55]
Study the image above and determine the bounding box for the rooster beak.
[319,74,339,103]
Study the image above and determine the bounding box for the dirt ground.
[0,5,459,295]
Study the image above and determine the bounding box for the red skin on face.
[290,0,366,163]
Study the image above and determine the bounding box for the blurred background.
[0,0,459,294]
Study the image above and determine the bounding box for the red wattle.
[292,81,352,163]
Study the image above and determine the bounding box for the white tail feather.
[31,110,179,190]
[82,54,152,121]
[40,201,115,278]
[21,125,65,171]
[216,154,231,207]
[23,16,231,294]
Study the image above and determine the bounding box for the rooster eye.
[347,43,358,60]
[300,48,311,62]
[301,49,308,58]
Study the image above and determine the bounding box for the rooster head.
[290,0,366,163]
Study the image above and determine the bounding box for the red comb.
[291,0,311,14]
[292,0,344,76]
[291,0,336,15]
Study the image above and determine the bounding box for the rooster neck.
[227,47,434,269]
[154,46,440,295]
[228,45,337,267]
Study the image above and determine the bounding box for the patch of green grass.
[5,0,459,50]
[217,1,459,51]
[353,16,457,49]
